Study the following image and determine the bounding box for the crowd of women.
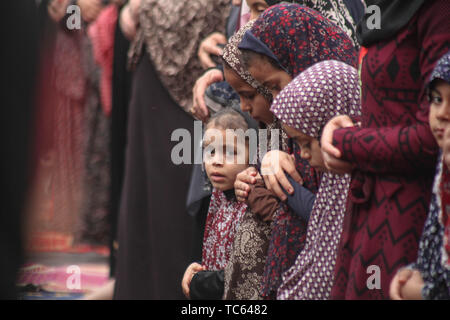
[2,0,450,300]
[185,0,450,300]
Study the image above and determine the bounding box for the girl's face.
[203,128,250,191]
[429,80,450,148]
[247,56,292,98]
[246,0,269,20]
[224,65,274,125]
[282,124,326,172]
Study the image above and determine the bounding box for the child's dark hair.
[206,107,249,132]
[427,80,438,103]
[240,48,282,72]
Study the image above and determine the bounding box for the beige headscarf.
[128,0,231,112]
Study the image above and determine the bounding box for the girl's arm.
[247,179,280,222]
[331,0,450,174]
[247,176,315,223]
[285,176,315,222]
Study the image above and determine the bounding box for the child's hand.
[400,270,424,300]
[389,267,414,300]
[181,262,205,299]
[234,167,259,202]
[261,150,303,201]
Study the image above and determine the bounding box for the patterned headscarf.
[430,51,450,270]
[441,165,450,270]
[264,0,358,46]
[412,153,450,299]
[222,21,290,157]
[271,60,361,300]
[429,50,450,87]
[239,3,358,78]
[222,20,272,102]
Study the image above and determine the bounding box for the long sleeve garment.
[331,0,450,299]
[247,178,315,223]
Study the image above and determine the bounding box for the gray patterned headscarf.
[222,20,272,102]
[222,21,289,155]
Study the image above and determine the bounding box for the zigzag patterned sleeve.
[331,0,450,174]
[332,123,438,174]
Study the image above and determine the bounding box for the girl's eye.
[204,148,215,159]
[294,141,309,151]
[241,93,255,100]
[270,85,280,92]
[432,95,442,104]
[296,139,310,150]
[257,7,266,13]
[226,149,236,157]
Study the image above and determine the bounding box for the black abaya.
[113,54,195,299]
[109,17,132,278]
[0,0,38,299]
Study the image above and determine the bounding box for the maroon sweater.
[331,0,450,299]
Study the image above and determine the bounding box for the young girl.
[390,51,450,300]
[221,20,317,299]
[231,4,357,298]
[237,3,357,202]
[181,108,251,299]
[271,60,361,299]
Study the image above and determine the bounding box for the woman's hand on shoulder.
[190,69,224,122]
[198,32,227,70]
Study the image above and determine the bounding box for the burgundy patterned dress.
[330,0,450,299]
[202,189,248,271]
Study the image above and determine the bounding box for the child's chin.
[211,182,232,191]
